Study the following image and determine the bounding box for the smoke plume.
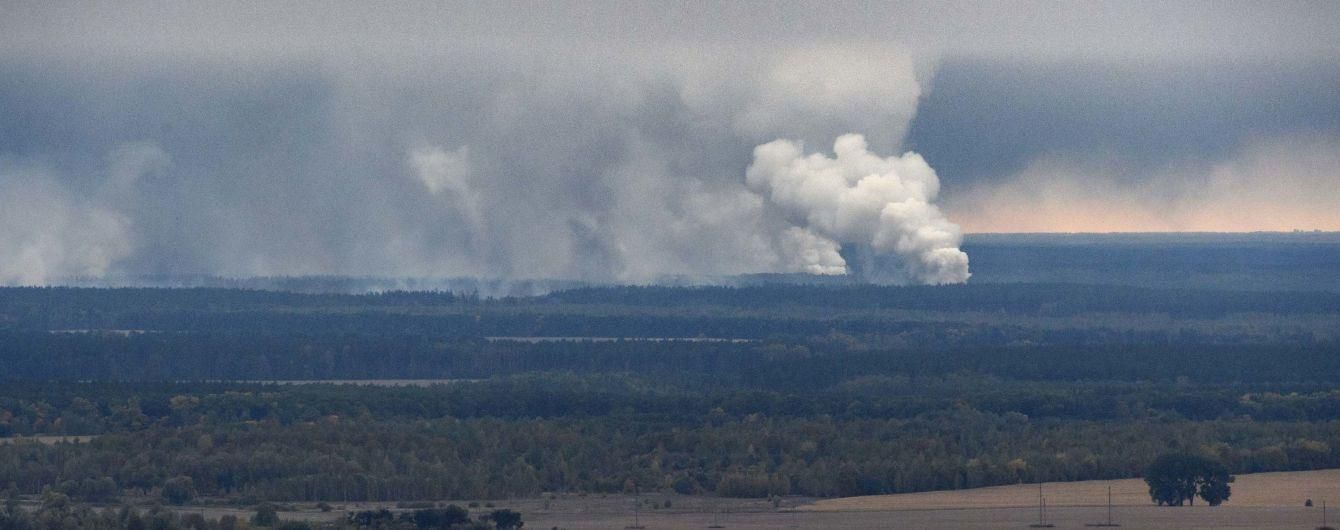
[3,3,1336,286]
[0,157,138,285]
[747,134,970,284]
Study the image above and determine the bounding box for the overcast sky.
[2,1,1338,283]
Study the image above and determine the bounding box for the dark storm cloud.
[1,1,1338,282]
[906,58,1340,193]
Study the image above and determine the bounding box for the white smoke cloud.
[590,134,798,281]
[735,47,922,151]
[410,145,483,230]
[410,145,472,197]
[0,41,956,284]
[747,134,970,284]
[0,142,173,285]
[0,165,133,285]
[778,227,846,275]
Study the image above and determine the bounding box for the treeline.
[3,408,1337,502]
[0,492,522,529]
[5,374,1340,436]
[1,376,1338,502]
[2,331,1338,383]
[7,377,1340,438]
[3,283,1339,334]
[542,283,1340,316]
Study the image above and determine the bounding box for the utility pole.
[1087,484,1120,527]
[625,483,645,529]
[1030,482,1055,528]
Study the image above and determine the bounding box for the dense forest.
[1,235,1339,527]
[2,377,1340,503]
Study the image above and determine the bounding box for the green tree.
[412,505,471,528]
[1144,453,1233,506]
[253,503,280,527]
[162,475,197,505]
[1197,460,1234,506]
[488,509,524,529]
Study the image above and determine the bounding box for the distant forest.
[2,235,1339,512]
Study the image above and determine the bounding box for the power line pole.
[1030,482,1055,528]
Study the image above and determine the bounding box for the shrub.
[161,476,197,505]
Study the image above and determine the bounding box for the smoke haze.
[1,2,1337,284]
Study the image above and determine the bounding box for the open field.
[802,468,1340,511]
[521,505,1335,529]
[152,469,1340,529]
[103,501,1340,530]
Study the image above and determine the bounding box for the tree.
[1197,459,1234,506]
[412,505,471,528]
[253,503,280,527]
[488,509,524,529]
[161,476,196,505]
[1144,453,1233,506]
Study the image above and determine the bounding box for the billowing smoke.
[747,134,970,284]
[0,21,964,286]
[0,3,970,285]
[3,2,1336,287]
[0,149,150,285]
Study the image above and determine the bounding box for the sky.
[1,1,1338,284]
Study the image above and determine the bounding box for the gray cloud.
[6,1,1337,62]
[906,58,1340,193]
[946,133,1340,232]
[1,1,1337,283]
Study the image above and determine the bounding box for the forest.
[1,235,1339,527]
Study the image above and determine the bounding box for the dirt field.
[802,468,1340,511]
[520,505,1332,529]
[164,469,1340,529]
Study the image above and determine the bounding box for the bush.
[488,509,524,530]
[412,505,471,528]
[253,503,280,527]
[57,476,119,502]
[346,509,395,527]
[161,476,197,505]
